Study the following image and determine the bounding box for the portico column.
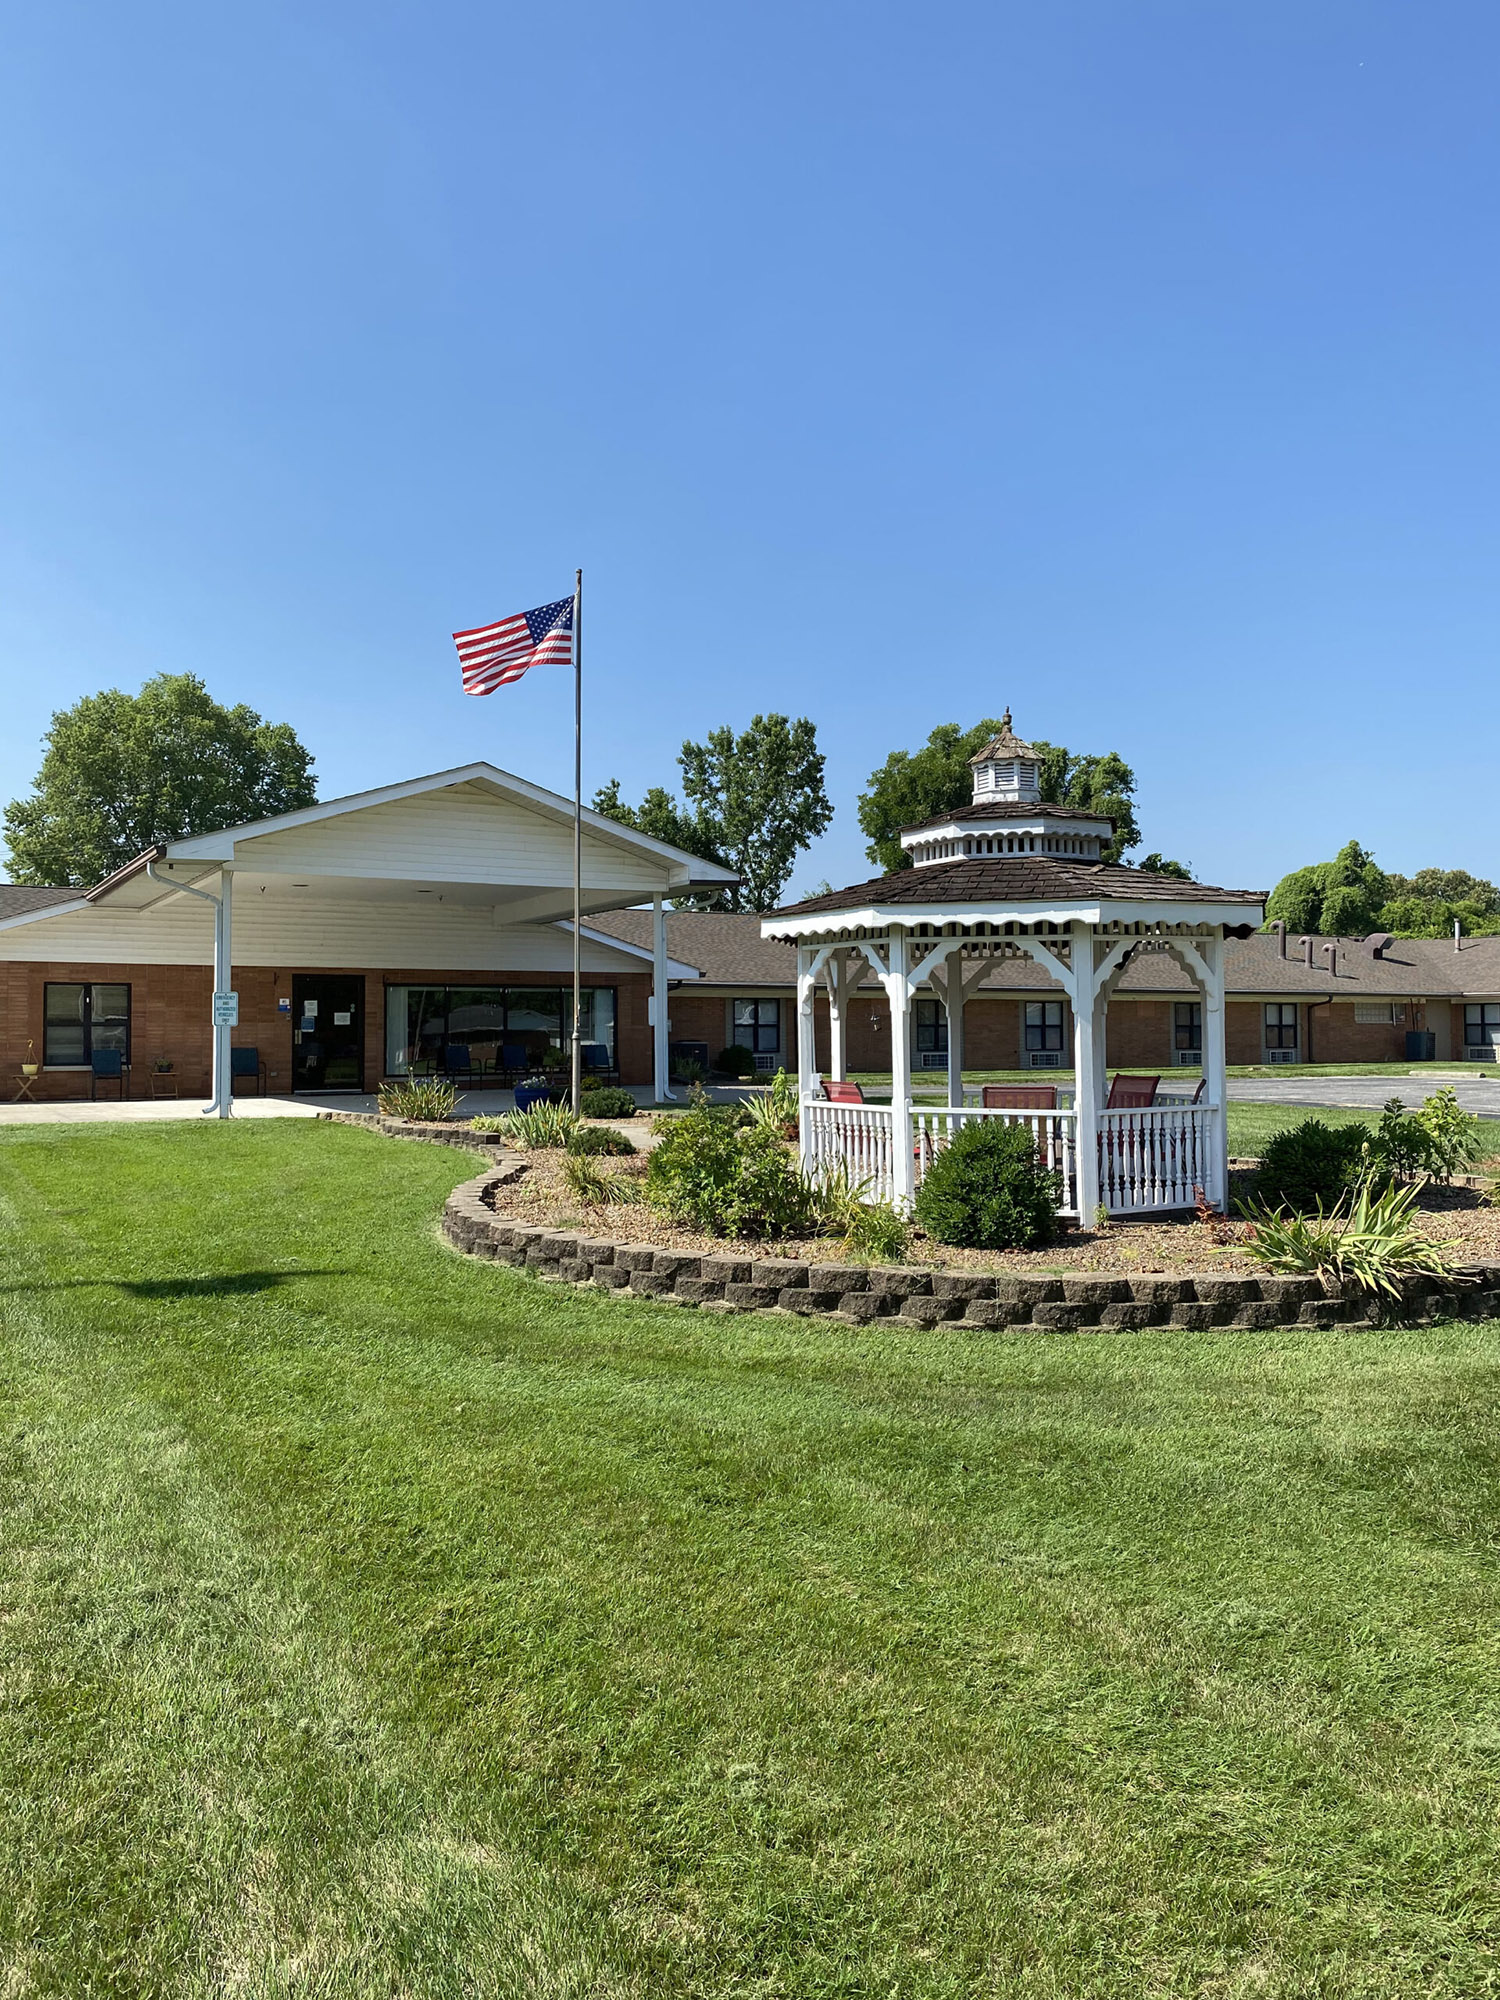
[213,868,234,1119]
[651,894,674,1103]
[887,928,915,1209]
[1070,934,1101,1221]
[796,945,818,1173]
[1200,934,1228,1206]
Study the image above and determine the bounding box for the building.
[0,763,735,1103]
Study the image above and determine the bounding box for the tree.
[856,720,1143,871]
[1264,840,1390,937]
[593,714,832,912]
[1138,853,1193,880]
[4,673,318,887]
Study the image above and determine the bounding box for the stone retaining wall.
[440,1169,1500,1332]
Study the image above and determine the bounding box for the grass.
[3,1121,1500,1995]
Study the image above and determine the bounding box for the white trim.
[763,899,1262,939]
[0,897,90,932]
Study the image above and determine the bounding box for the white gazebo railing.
[803,1096,1218,1219]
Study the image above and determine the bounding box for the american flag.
[453,595,575,695]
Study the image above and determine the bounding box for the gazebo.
[761,715,1265,1219]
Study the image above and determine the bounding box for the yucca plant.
[815,1161,910,1263]
[377,1075,458,1122]
[747,1066,801,1139]
[495,1101,580,1150]
[1242,1174,1453,1303]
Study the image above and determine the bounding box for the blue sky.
[1,1,1496,895]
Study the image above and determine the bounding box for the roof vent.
[1367,932,1394,961]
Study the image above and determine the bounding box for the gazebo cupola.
[900,709,1114,868]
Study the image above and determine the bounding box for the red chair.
[821,1078,865,1104]
[981,1085,1057,1110]
[1105,1074,1160,1108]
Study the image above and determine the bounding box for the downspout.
[146,861,232,1118]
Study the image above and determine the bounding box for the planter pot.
[514,1084,567,1112]
[21,1065,38,1078]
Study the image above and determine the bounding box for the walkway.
[1225,1074,1500,1119]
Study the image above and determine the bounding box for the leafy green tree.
[1378,868,1500,936]
[1264,840,1390,937]
[4,673,317,887]
[594,714,831,912]
[1138,853,1193,880]
[857,720,1142,871]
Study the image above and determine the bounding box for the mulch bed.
[485,1149,1500,1278]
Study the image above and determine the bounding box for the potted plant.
[514,1072,566,1112]
[20,1040,38,1078]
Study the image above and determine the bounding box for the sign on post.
[212,992,240,1027]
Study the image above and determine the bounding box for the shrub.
[560,1151,638,1206]
[816,1166,910,1262]
[378,1075,458,1122]
[1255,1118,1367,1213]
[646,1106,817,1239]
[1243,1174,1453,1302]
[567,1123,636,1157]
[912,1121,1059,1251]
[495,1101,580,1150]
[1412,1086,1488,1181]
[715,1045,757,1079]
[579,1086,636,1120]
[746,1067,800,1140]
[1366,1097,1434,1185]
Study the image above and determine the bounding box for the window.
[1355,1002,1403,1026]
[1173,1001,1203,1053]
[1264,1003,1298,1051]
[732,998,780,1055]
[383,984,616,1075]
[914,997,948,1054]
[1025,1000,1065,1053]
[44,983,131,1067]
[1465,1003,1500,1048]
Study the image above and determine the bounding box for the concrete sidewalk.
[0,1080,749,1128]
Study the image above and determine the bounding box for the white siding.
[237,784,668,892]
[0,896,648,973]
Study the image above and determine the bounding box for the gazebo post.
[796,944,818,1169]
[1070,936,1102,1221]
[1199,934,1229,1206]
[826,951,848,1083]
[886,928,915,1208]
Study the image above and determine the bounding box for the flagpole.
[570,567,583,1117]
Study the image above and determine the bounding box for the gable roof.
[0,884,85,926]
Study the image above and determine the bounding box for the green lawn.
[3,1122,1500,1996]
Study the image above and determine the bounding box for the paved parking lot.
[1226,1073,1500,1119]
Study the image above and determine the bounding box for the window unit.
[43,983,131,1068]
[1024,1000,1065,1068]
[1173,1000,1202,1065]
[1464,1003,1500,1060]
[913,996,948,1069]
[732,998,781,1060]
[1355,1002,1403,1026]
[1263,1003,1298,1062]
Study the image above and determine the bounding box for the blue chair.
[230,1047,265,1095]
[90,1049,128,1100]
[580,1042,619,1085]
[498,1041,528,1083]
[443,1043,478,1086]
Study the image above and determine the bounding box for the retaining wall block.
[1231,1301,1286,1329]
[1168,1302,1230,1328]
[576,1239,615,1268]
[1254,1275,1322,1310]
[809,1263,866,1293]
[931,1273,997,1303]
[837,1291,893,1323]
[1126,1276,1196,1305]
[960,1299,1030,1329]
[626,1271,679,1298]
[557,1259,591,1284]
[594,1265,631,1289]
[868,1267,933,1298]
[1298,1298,1355,1327]
[700,1256,753,1285]
[1031,1302,1099,1330]
[1193,1276,1262,1307]
[674,1277,726,1304]
[751,1259,807,1289]
[1062,1276,1132,1307]
[995,1276,1065,1306]
[538,1233,580,1263]
[1099,1302,1167,1329]
[613,1244,659,1274]
[898,1295,960,1328]
[652,1251,702,1281]
[780,1288,844,1316]
[724,1283,782,1311]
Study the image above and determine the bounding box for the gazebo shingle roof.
[772,854,1267,918]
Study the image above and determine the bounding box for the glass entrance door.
[291,976,364,1092]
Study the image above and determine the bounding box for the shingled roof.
[772,853,1267,918]
[900,799,1115,834]
[0,884,81,921]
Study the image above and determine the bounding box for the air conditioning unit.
[1464,1045,1498,1062]
[1264,1047,1298,1065]
[753,1052,778,1073]
[1174,1049,1201,1067]
[917,1051,947,1070]
[1027,1051,1063,1069]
